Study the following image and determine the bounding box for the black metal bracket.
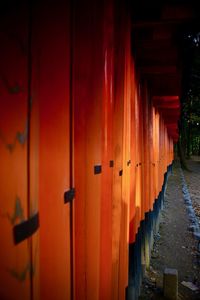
[136,162,142,167]
[94,165,102,174]
[127,160,131,166]
[64,188,75,204]
[109,160,114,168]
[13,212,39,245]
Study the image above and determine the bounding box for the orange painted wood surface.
[0,1,178,300]
[119,16,132,300]
[99,1,114,299]
[38,2,71,300]
[0,4,30,300]
[73,1,103,299]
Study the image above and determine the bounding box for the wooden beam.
[149,74,181,96]
[136,47,178,62]
[131,4,195,29]
[139,65,177,74]
[153,96,179,102]
[134,39,174,51]
[132,19,185,29]
[161,4,194,21]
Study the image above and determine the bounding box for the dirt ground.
[184,156,200,221]
[140,157,200,299]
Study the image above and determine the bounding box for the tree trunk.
[178,138,190,171]
[186,122,191,158]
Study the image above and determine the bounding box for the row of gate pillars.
[0,1,176,299]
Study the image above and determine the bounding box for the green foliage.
[180,31,200,158]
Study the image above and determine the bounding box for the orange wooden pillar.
[147,94,154,211]
[160,118,163,185]
[141,80,150,215]
[149,104,155,209]
[161,119,164,178]
[38,2,71,300]
[111,6,125,298]
[152,107,157,201]
[73,1,103,299]
[119,16,132,300]
[137,87,144,221]
[135,82,143,231]
[165,127,168,170]
[160,118,164,184]
[99,1,114,299]
[30,14,40,299]
[0,5,32,300]
[155,110,160,198]
[129,60,137,244]
[158,116,161,192]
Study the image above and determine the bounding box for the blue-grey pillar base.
[126,162,173,300]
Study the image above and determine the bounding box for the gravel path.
[140,159,200,299]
